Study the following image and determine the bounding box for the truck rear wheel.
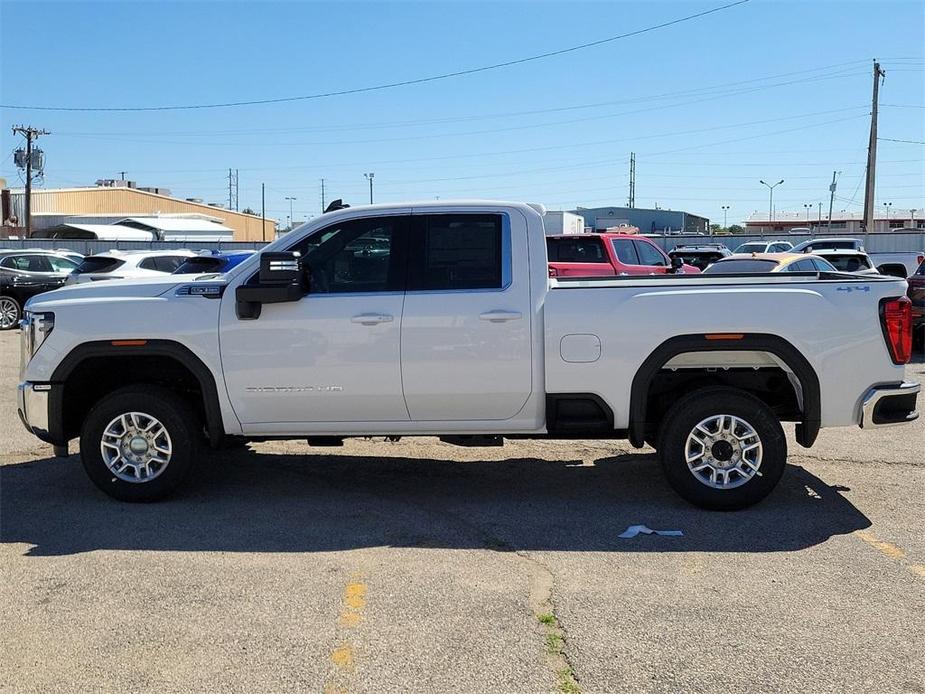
[80,386,199,501]
[656,387,786,510]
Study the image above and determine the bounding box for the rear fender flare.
[629,333,821,448]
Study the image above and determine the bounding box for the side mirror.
[236,251,307,320]
[670,256,684,273]
[259,251,303,284]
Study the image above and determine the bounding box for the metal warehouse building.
[571,206,710,234]
[3,186,276,241]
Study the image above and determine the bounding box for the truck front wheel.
[656,387,786,510]
[80,386,199,501]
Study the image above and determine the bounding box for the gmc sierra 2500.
[18,201,919,509]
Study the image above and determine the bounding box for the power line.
[54,60,868,138]
[0,0,751,112]
[55,77,868,149]
[878,137,925,145]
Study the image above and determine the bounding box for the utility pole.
[628,153,636,208]
[261,183,266,242]
[827,170,839,229]
[364,172,375,204]
[862,60,886,244]
[320,178,326,213]
[285,196,296,229]
[817,202,822,228]
[11,125,50,237]
[759,179,784,239]
[227,168,239,210]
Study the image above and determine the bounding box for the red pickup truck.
[546,233,699,277]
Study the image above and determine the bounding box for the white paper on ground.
[618,524,684,539]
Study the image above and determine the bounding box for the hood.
[24,274,227,310]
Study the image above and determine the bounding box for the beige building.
[745,209,924,235]
[3,186,276,241]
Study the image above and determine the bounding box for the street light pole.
[721,205,730,230]
[803,203,811,222]
[882,201,892,232]
[759,179,784,239]
[364,172,375,204]
[285,196,296,230]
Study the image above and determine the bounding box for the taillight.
[880,296,913,364]
[548,266,558,278]
[917,254,924,267]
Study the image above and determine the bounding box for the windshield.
[75,256,125,274]
[174,257,225,274]
[703,259,779,274]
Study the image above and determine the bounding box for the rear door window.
[787,260,816,272]
[6,254,54,272]
[546,236,605,263]
[810,257,836,272]
[703,259,779,274]
[410,214,504,290]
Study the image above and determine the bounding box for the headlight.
[21,311,55,358]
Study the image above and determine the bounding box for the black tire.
[0,295,22,331]
[80,386,199,501]
[656,386,786,510]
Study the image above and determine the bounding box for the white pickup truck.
[17,201,920,510]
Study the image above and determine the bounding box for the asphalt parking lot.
[1,330,923,694]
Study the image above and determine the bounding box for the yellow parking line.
[854,530,921,579]
[855,530,906,559]
[324,575,369,693]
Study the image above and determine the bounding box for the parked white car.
[790,237,864,253]
[66,250,198,284]
[18,201,919,510]
[733,240,793,254]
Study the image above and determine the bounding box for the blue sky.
[1,0,923,226]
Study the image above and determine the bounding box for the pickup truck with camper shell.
[17,201,920,510]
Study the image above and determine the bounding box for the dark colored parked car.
[0,251,78,329]
[173,250,256,275]
[668,244,731,271]
[908,260,925,347]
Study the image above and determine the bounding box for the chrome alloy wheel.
[684,414,763,489]
[100,412,173,483]
[0,298,19,329]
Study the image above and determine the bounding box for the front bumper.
[860,381,921,428]
[17,381,54,443]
